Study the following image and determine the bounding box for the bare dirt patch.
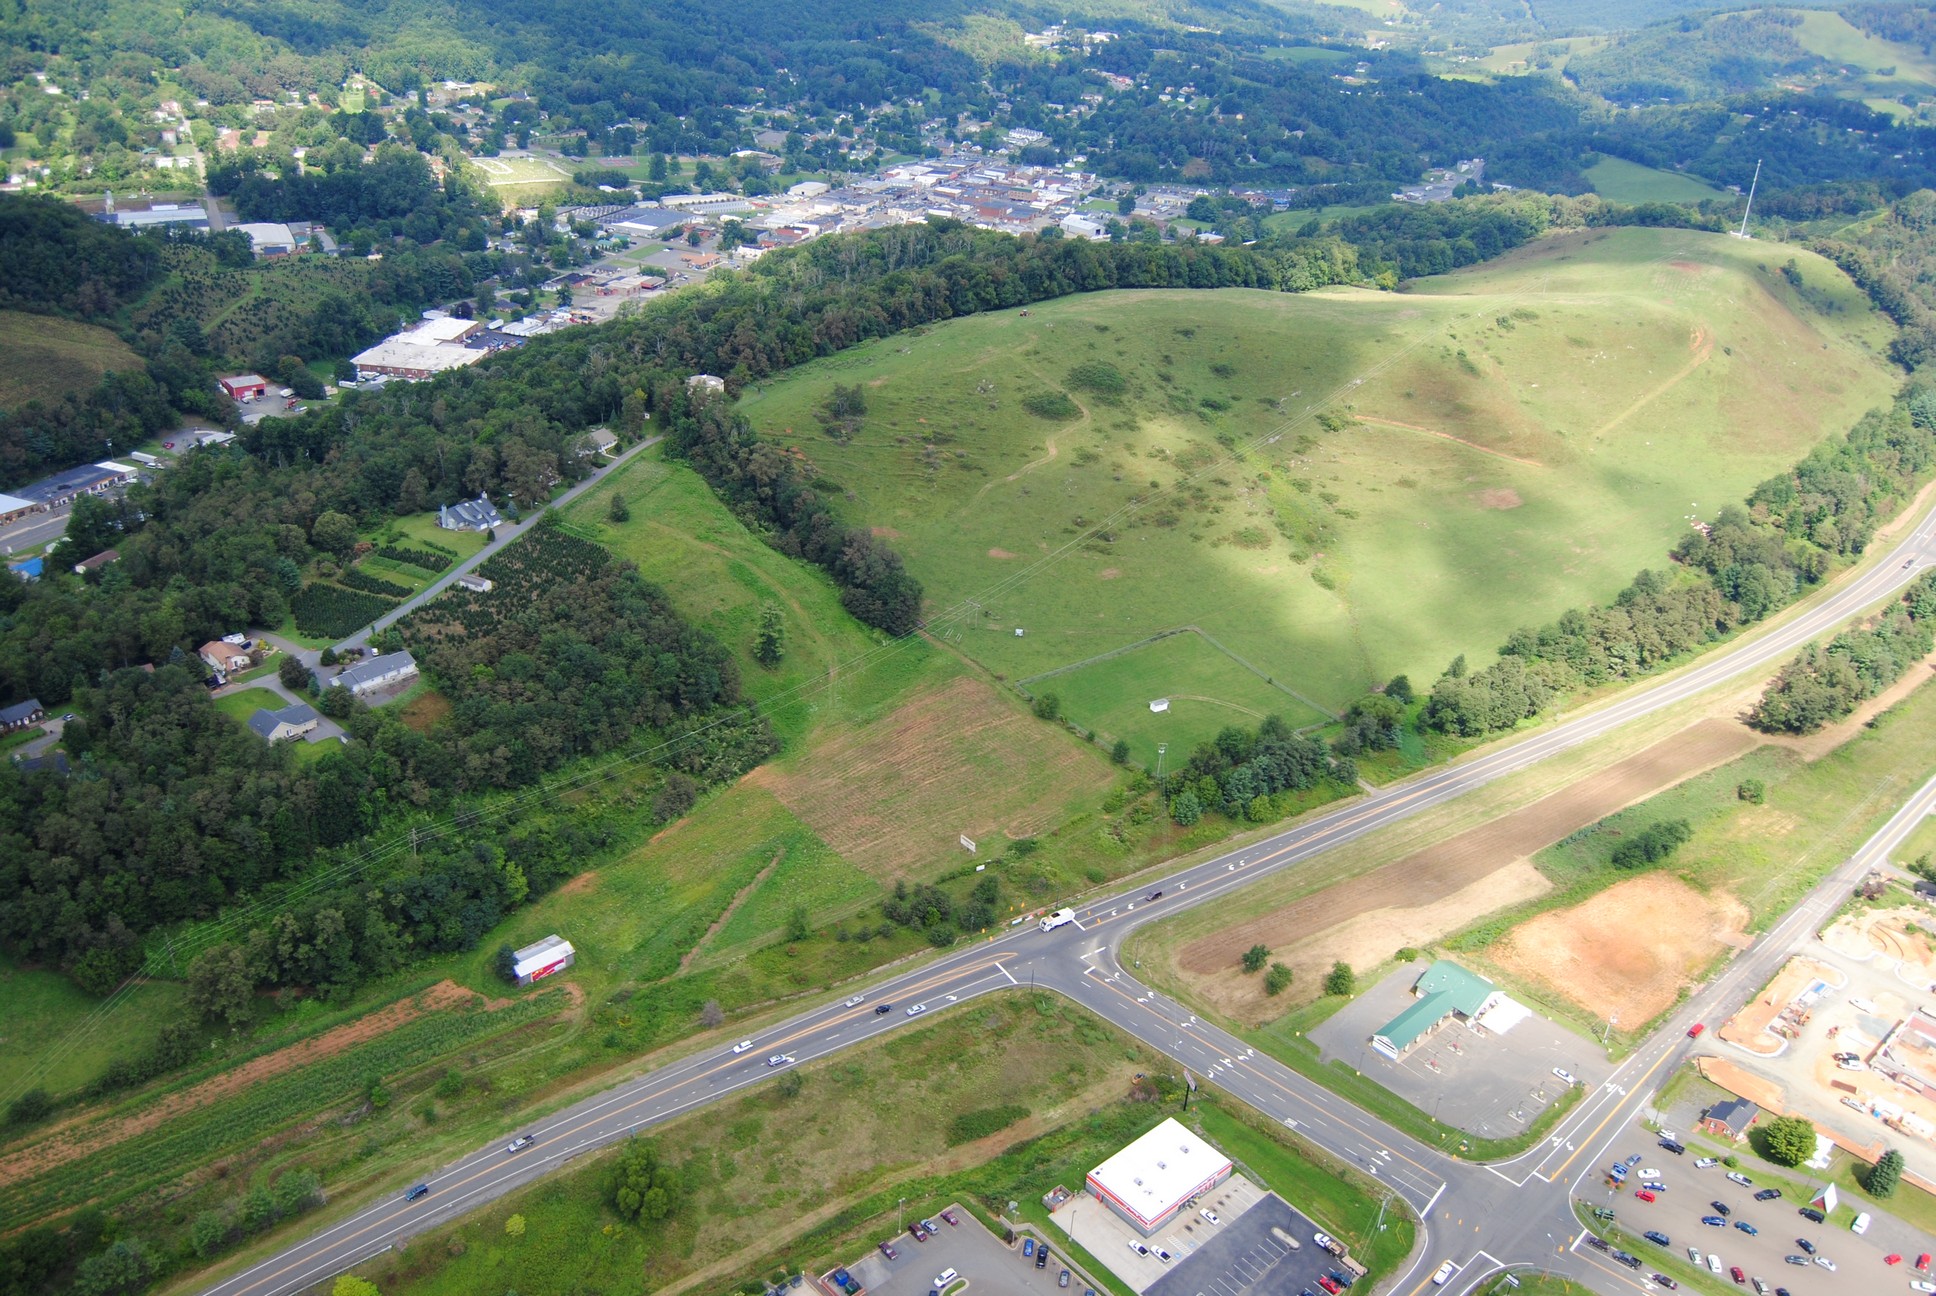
[987,548,1019,559]
[0,981,501,1181]
[399,688,452,734]
[1669,260,1705,274]
[1171,719,1756,1023]
[1717,955,1838,1055]
[1474,487,1523,510]
[744,675,1113,879]
[1098,568,1121,579]
[1489,874,1750,1024]
[870,526,904,538]
[555,869,601,898]
[1821,906,1936,982]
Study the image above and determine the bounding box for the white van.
[1852,1211,1871,1234]
[932,1269,959,1290]
[1040,908,1076,932]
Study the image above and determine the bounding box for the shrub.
[1264,963,1294,995]
[1170,788,1202,826]
[1867,1147,1904,1198]
[1737,779,1766,804]
[1031,692,1062,721]
[1610,819,1692,869]
[495,944,518,984]
[1324,961,1356,997]
[375,544,451,572]
[1242,944,1270,973]
[1065,360,1128,398]
[1759,1114,1816,1167]
[946,1104,1029,1145]
[1110,738,1131,765]
[6,1087,53,1127]
[340,568,414,598]
[1022,390,1080,420]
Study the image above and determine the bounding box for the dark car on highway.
[404,1183,430,1202]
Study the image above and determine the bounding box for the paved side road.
[195,506,1936,1296]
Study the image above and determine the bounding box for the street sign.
[960,834,977,853]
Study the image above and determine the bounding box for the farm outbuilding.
[512,935,576,985]
[219,374,269,401]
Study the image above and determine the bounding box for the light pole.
[1155,742,1168,783]
[898,1197,907,1233]
[1602,1012,1619,1046]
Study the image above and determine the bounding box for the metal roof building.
[1371,960,1504,1060]
[1085,1117,1231,1236]
[512,935,576,986]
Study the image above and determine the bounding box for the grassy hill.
[0,309,144,408]
[736,227,1897,749]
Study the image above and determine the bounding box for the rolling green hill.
[737,227,1897,742]
[0,309,144,408]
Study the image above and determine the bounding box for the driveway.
[336,433,659,652]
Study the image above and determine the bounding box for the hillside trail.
[1583,323,1714,443]
[1352,415,1546,468]
[679,848,788,973]
[972,358,1091,501]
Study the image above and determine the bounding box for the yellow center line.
[1547,1044,1680,1180]
[225,954,1016,1296]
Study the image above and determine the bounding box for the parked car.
[1888,1255,1905,1267]
[1814,1257,1836,1271]
[940,1209,960,1226]
[1702,1217,1727,1228]
[1730,1266,1746,1285]
[1754,1189,1782,1202]
[1918,1254,1932,1271]
[1024,1239,1035,1258]
[1625,1154,1644,1167]
[1642,1181,1668,1192]
[1712,1202,1732,1216]
[1783,1255,1810,1266]
[1912,1283,1936,1295]
[1752,1279,1769,1295]
[1696,1157,1720,1169]
[1635,1190,1658,1203]
[1553,1067,1579,1085]
[1153,1248,1173,1264]
[878,1241,898,1260]
[1659,1138,1686,1155]
[1317,1278,1342,1295]
[1853,1212,1872,1235]
[1734,1221,1758,1236]
[1639,1168,1661,1179]
[921,1219,939,1237]
[909,1223,926,1243]
[1796,1239,1815,1254]
[1127,1242,1147,1257]
[933,1269,958,1291]
[1644,1231,1671,1247]
[1036,1247,1049,1270]
[1799,1208,1826,1224]
[1200,1208,1221,1225]
[1325,1271,1353,1289]
[405,1183,430,1202]
[1059,1270,1070,1288]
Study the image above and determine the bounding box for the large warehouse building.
[1085,1117,1232,1236]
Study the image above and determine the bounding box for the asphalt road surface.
[198,508,1936,1296]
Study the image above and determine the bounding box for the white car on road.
[1552,1067,1578,1085]
[766,1054,794,1067]
[843,995,865,1008]
[1432,1260,1456,1285]
[907,1003,928,1017]
[731,1040,754,1054]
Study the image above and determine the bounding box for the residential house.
[455,573,494,593]
[329,650,418,695]
[686,373,726,396]
[437,495,502,531]
[579,427,619,458]
[73,548,119,574]
[199,640,252,676]
[1699,1098,1759,1142]
[247,701,320,742]
[0,698,45,731]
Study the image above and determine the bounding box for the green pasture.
[0,309,144,408]
[737,227,1897,717]
[1896,808,1936,870]
[1263,45,1352,63]
[1795,10,1936,91]
[1028,630,1330,768]
[1584,155,1727,204]
[0,962,187,1099]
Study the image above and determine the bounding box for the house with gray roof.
[247,701,320,742]
[437,495,502,531]
[0,698,46,731]
[329,650,419,696]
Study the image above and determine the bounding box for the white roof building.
[232,221,298,255]
[511,934,576,985]
[1085,1117,1232,1235]
[351,318,487,381]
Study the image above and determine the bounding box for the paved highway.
[199,508,1936,1296]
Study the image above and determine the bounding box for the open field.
[1026,629,1331,765]
[1795,10,1936,92]
[746,673,1117,879]
[0,309,144,408]
[1489,874,1748,1024]
[0,964,186,1100]
[1159,717,1757,1024]
[465,153,572,206]
[349,993,1408,1296]
[1584,156,1728,204]
[739,228,1897,720]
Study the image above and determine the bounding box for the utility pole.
[1155,742,1168,783]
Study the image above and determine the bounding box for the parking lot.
[1311,965,1607,1137]
[846,1206,1075,1296]
[1585,1125,1924,1293]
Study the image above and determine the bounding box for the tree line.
[1750,571,1936,734]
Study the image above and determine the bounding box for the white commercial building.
[1085,1117,1232,1236]
[351,317,487,381]
[512,934,576,986]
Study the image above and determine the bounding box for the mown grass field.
[1794,10,1936,92]
[351,992,1411,1296]
[738,227,1896,724]
[465,153,571,207]
[0,963,186,1099]
[1584,156,1728,204]
[0,309,144,407]
[1027,629,1330,766]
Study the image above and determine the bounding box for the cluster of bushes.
[1165,717,1354,826]
[880,874,1001,948]
[290,583,398,639]
[1750,571,1936,733]
[339,568,415,598]
[1610,819,1693,869]
[607,1138,681,1224]
[1420,386,1936,740]
[375,544,452,572]
[945,1104,1030,1146]
[190,1170,323,1261]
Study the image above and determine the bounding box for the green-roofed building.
[1371,959,1504,1060]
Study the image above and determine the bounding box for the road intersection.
[198,508,1936,1296]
